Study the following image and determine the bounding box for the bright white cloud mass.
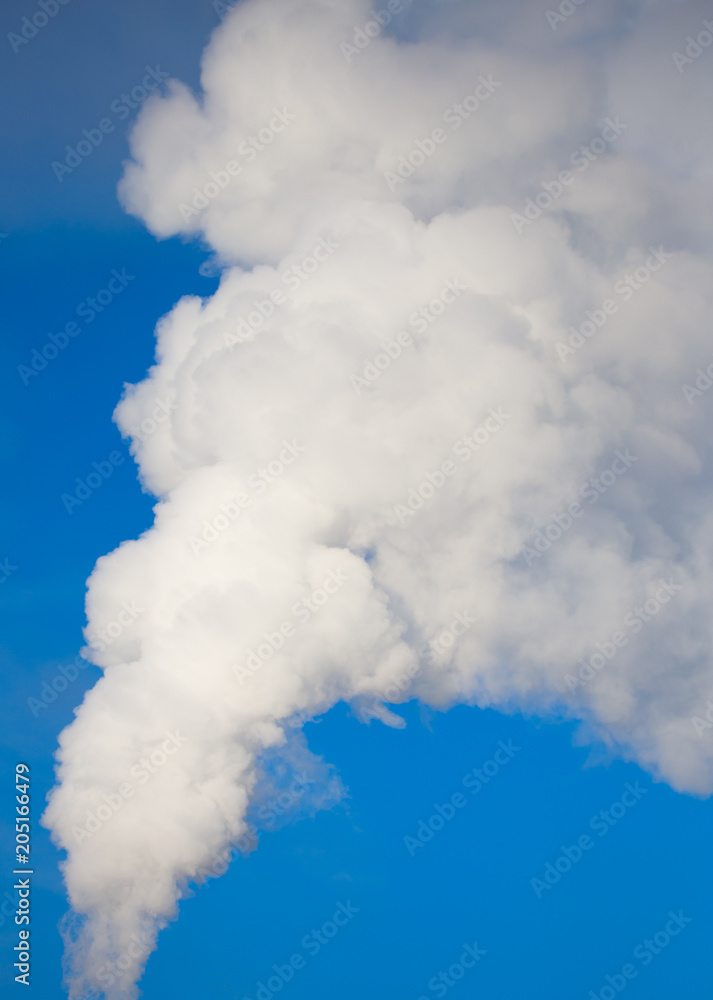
[43,0,713,995]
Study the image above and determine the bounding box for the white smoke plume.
[44,0,713,995]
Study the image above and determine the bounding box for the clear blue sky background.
[0,2,711,998]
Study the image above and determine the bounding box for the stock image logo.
[5,2,713,1000]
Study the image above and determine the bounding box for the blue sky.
[1,1,712,998]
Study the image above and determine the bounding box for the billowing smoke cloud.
[44,0,713,995]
